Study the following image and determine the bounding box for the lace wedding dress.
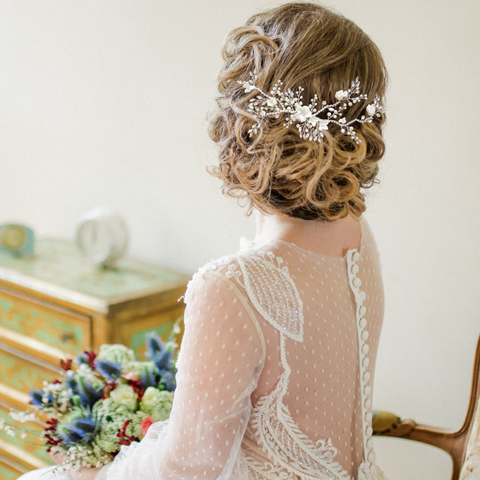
[21,217,386,480]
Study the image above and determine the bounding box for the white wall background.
[1,1,479,478]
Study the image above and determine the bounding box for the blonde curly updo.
[208,2,387,221]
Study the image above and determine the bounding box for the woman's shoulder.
[184,242,290,304]
[185,242,303,340]
[183,252,241,306]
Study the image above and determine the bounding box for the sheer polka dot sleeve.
[104,265,266,480]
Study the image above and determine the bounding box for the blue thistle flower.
[158,370,176,392]
[77,351,90,365]
[29,390,44,407]
[57,412,97,445]
[139,363,158,388]
[144,332,177,391]
[153,343,176,372]
[76,375,103,408]
[95,359,122,380]
[66,376,80,396]
[145,333,165,359]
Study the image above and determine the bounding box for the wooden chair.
[372,334,480,480]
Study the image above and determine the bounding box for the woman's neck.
[253,209,362,258]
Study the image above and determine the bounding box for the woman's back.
[243,217,384,479]
[159,216,384,480]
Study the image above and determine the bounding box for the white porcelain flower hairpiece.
[238,72,385,144]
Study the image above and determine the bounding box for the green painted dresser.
[0,238,189,479]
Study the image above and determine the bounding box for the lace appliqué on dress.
[229,250,303,342]
[251,383,351,480]
[231,249,352,480]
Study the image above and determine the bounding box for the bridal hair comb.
[238,71,385,144]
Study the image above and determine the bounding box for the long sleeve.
[104,264,266,480]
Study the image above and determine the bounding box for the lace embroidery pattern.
[229,251,303,342]
[245,456,298,480]
[232,249,352,480]
[251,380,351,480]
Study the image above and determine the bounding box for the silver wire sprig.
[238,72,385,144]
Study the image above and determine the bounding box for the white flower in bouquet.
[97,344,135,368]
[92,398,146,454]
[140,387,173,422]
[110,384,137,411]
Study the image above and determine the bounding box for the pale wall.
[1,1,479,479]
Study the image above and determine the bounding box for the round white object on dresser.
[75,208,129,267]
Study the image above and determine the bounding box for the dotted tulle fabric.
[102,217,385,480]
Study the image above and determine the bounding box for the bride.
[20,3,388,479]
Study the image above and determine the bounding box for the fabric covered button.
[359,305,367,316]
[353,277,362,288]
[367,438,374,450]
[360,291,367,301]
[364,399,372,409]
[363,385,371,396]
[365,411,372,422]
[352,251,360,262]
[359,318,367,328]
[366,426,373,437]
[351,264,359,275]
[361,344,370,354]
[368,452,375,463]
[361,331,369,341]
[362,357,370,368]
[363,371,371,382]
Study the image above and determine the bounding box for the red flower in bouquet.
[140,416,154,436]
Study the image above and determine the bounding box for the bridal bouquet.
[7,331,178,471]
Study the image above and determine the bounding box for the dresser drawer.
[0,403,51,470]
[0,454,28,480]
[0,343,62,395]
[120,305,184,357]
[0,286,91,360]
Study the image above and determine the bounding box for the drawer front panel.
[0,347,62,393]
[0,457,25,480]
[0,405,52,469]
[0,287,91,355]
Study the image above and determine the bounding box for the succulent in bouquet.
[5,327,180,472]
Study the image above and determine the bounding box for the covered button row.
[349,251,376,466]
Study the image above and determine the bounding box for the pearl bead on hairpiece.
[238,71,385,144]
